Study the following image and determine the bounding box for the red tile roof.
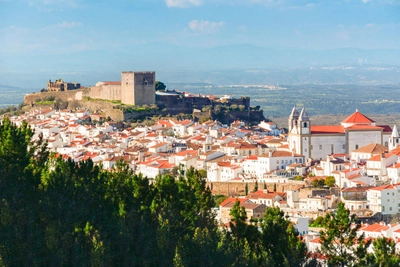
[342,111,374,124]
[310,125,344,134]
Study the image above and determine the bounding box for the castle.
[90,71,156,105]
[25,71,264,124]
[47,79,81,92]
[287,106,393,160]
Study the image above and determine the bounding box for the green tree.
[369,236,400,267]
[259,206,306,267]
[325,176,336,187]
[245,183,249,195]
[253,181,258,192]
[293,175,304,181]
[0,118,49,266]
[228,200,260,266]
[155,81,166,91]
[319,202,370,267]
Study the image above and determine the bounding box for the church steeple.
[389,125,400,151]
[392,125,399,138]
[299,107,310,134]
[289,105,299,119]
[288,105,300,132]
[299,107,309,121]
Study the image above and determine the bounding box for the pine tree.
[319,202,370,267]
[259,206,306,267]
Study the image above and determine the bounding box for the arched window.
[304,122,307,127]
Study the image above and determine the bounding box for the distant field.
[0,88,32,108]
[172,84,400,125]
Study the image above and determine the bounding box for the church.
[287,106,394,160]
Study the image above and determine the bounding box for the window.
[343,144,345,149]
[304,122,307,127]
[305,149,307,152]
[311,145,313,150]
[319,145,322,150]
[390,207,393,211]
[382,206,385,212]
[355,145,359,149]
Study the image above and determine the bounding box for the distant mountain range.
[1,44,399,88]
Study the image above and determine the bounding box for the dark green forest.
[0,117,399,267]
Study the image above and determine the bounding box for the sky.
[0,0,400,76]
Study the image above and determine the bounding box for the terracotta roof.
[345,125,383,131]
[310,125,344,134]
[219,197,248,207]
[368,184,399,191]
[352,143,388,154]
[342,111,374,124]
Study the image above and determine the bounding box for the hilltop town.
[5,72,400,257]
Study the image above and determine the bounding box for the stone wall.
[24,89,88,106]
[88,85,121,101]
[207,181,306,197]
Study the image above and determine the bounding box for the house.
[365,153,397,177]
[351,143,389,163]
[387,163,400,184]
[367,183,400,215]
[341,186,372,212]
[219,197,266,224]
[246,190,286,206]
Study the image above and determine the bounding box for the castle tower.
[121,71,155,105]
[389,125,400,151]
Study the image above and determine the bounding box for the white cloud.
[187,20,225,34]
[361,0,372,3]
[55,21,83,29]
[166,0,203,8]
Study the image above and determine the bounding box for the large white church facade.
[287,107,395,160]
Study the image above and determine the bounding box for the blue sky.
[0,0,399,74]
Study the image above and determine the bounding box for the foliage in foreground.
[0,117,306,267]
[1,117,399,267]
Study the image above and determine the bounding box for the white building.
[367,183,400,215]
[288,107,391,161]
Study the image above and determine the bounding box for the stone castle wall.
[24,89,88,105]
[88,85,121,101]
